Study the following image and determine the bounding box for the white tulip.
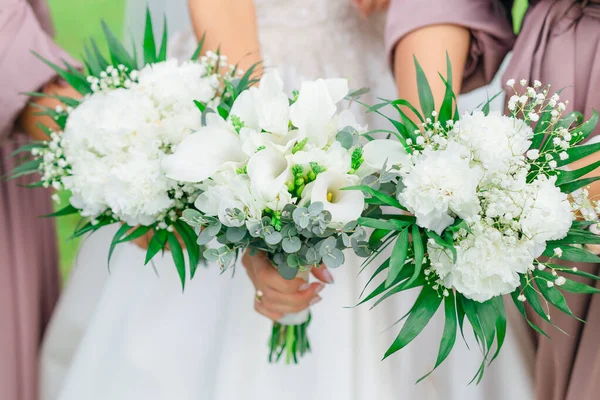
[290,78,349,148]
[247,146,291,202]
[162,114,246,182]
[306,171,364,225]
[362,139,409,172]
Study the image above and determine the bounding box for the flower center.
[327,192,333,202]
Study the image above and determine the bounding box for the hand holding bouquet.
[11,11,257,287]
[165,70,376,363]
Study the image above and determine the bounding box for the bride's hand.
[352,0,390,18]
[242,250,333,321]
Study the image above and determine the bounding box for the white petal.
[229,89,259,130]
[162,123,246,182]
[247,146,291,201]
[310,171,364,224]
[324,78,349,104]
[290,80,338,148]
[363,139,409,170]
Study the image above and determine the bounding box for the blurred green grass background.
[48,0,125,278]
[47,0,529,279]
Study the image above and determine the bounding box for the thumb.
[311,264,334,284]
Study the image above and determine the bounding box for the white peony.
[454,111,532,182]
[520,175,574,257]
[429,223,533,302]
[302,171,364,225]
[399,142,483,234]
[162,114,247,182]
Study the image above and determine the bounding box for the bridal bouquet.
[356,57,600,382]
[164,70,375,363]
[11,11,257,286]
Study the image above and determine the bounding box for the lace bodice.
[253,0,356,28]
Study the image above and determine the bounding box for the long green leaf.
[108,223,131,267]
[23,92,80,108]
[42,204,79,218]
[455,293,469,348]
[534,270,582,321]
[357,217,411,231]
[157,16,168,62]
[175,221,201,279]
[90,38,110,71]
[549,229,600,246]
[383,284,442,359]
[543,245,600,264]
[101,20,135,69]
[437,53,454,124]
[143,8,157,64]
[118,225,152,243]
[191,32,206,61]
[555,159,600,185]
[559,176,600,194]
[558,141,600,167]
[168,232,186,289]
[489,296,506,364]
[417,291,457,382]
[32,52,91,94]
[406,224,424,287]
[386,228,410,287]
[413,57,435,118]
[521,275,551,323]
[145,228,167,265]
[572,110,599,144]
[510,290,550,338]
[559,277,600,294]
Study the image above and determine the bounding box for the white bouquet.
[12,11,257,285]
[164,70,375,363]
[354,57,600,382]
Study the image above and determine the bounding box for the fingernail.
[299,283,310,291]
[315,283,325,294]
[322,269,334,284]
[309,296,322,305]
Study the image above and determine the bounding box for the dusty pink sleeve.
[384,0,516,93]
[0,0,78,137]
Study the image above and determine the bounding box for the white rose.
[162,114,247,182]
[399,142,482,234]
[303,171,364,225]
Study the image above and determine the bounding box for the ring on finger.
[255,289,264,303]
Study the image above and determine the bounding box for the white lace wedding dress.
[40,2,534,400]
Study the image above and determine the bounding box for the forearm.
[188,0,261,72]
[393,24,470,120]
[17,80,81,141]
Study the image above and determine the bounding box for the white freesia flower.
[290,78,349,147]
[362,139,410,173]
[429,223,533,302]
[400,142,482,234]
[455,111,532,182]
[162,114,247,182]
[229,70,289,134]
[247,146,291,202]
[520,175,573,257]
[303,171,363,225]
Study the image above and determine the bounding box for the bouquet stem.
[268,314,311,364]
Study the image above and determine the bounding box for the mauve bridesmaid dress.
[385,1,600,399]
[0,1,75,399]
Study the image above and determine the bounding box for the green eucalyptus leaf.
[225,226,247,243]
[282,236,302,253]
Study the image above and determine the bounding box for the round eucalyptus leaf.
[197,228,215,245]
[182,209,203,225]
[351,227,367,242]
[226,226,247,243]
[203,248,219,261]
[247,221,263,237]
[341,232,351,247]
[265,230,283,245]
[298,215,310,229]
[308,202,324,216]
[342,220,357,232]
[287,253,300,267]
[305,247,319,264]
[352,240,371,257]
[206,221,222,236]
[323,248,345,268]
[277,261,299,280]
[282,236,302,253]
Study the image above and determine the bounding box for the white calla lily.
[362,139,410,172]
[290,78,349,148]
[247,146,291,202]
[229,89,259,131]
[255,70,290,134]
[162,113,246,182]
[306,171,364,225]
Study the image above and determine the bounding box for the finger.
[260,283,324,314]
[254,300,284,321]
[311,264,334,284]
[376,0,390,12]
[253,261,307,294]
[358,0,375,17]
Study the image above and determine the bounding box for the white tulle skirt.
[41,224,534,400]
